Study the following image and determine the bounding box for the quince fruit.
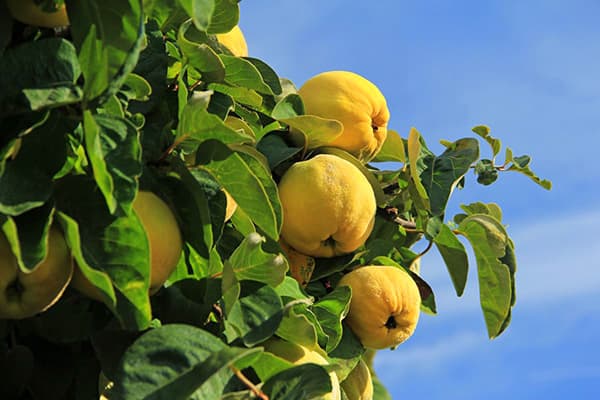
[0,227,73,319]
[264,338,341,400]
[298,71,390,162]
[338,266,421,349]
[279,240,315,287]
[6,0,69,28]
[216,26,248,57]
[341,359,373,400]
[278,154,376,257]
[223,189,237,222]
[71,191,183,299]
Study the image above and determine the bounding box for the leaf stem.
[230,366,269,400]
[158,134,190,163]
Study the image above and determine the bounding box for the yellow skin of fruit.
[71,191,183,300]
[341,359,373,400]
[216,25,248,57]
[278,154,376,258]
[223,189,238,222]
[0,227,73,319]
[6,0,69,28]
[338,266,421,349]
[279,240,315,287]
[298,71,390,162]
[263,338,341,400]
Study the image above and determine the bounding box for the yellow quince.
[278,154,376,258]
[6,0,69,28]
[338,266,421,349]
[216,25,248,57]
[298,71,390,162]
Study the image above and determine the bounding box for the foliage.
[0,1,550,399]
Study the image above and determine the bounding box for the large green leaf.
[67,0,144,103]
[55,176,151,330]
[0,38,81,117]
[457,214,513,338]
[276,304,321,350]
[83,111,142,214]
[223,280,283,347]
[228,232,288,287]
[261,364,333,400]
[220,55,274,95]
[420,138,480,216]
[312,286,351,352]
[0,112,75,216]
[429,219,469,296]
[178,19,226,82]
[177,90,255,149]
[178,0,239,34]
[111,324,260,399]
[195,140,282,240]
[1,202,54,271]
[372,129,406,163]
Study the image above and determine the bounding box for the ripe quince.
[71,191,183,299]
[341,359,373,400]
[0,227,73,319]
[279,240,315,287]
[216,26,248,57]
[298,71,390,162]
[278,154,376,258]
[338,266,421,349]
[6,0,69,28]
[264,338,341,400]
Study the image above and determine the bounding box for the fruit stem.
[230,366,269,400]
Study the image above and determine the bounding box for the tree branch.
[230,366,269,400]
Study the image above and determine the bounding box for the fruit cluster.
[2,1,546,399]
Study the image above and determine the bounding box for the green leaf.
[111,324,260,399]
[55,176,151,330]
[283,115,343,150]
[178,0,215,32]
[228,232,288,287]
[221,261,240,315]
[460,202,503,222]
[56,212,116,306]
[0,38,81,117]
[372,129,406,163]
[196,140,282,240]
[504,148,552,190]
[430,221,469,296]
[178,19,226,82]
[256,132,303,171]
[312,286,351,352]
[272,94,304,119]
[220,55,274,95]
[67,0,144,103]
[245,57,283,95]
[474,159,499,186]
[1,202,54,271]
[472,125,501,157]
[83,111,142,214]
[157,163,214,262]
[372,373,392,400]
[177,91,255,148]
[420,137,480,216]
[457,214,513,338]
[206,0,239,34]
[407,127,431,207]
[223,280,284,347]
[0,112,74,216]
[276,304,321,349]
[262,364,333,400]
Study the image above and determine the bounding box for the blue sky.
[241,1,600,398]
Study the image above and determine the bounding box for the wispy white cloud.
[374,330,484,377]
